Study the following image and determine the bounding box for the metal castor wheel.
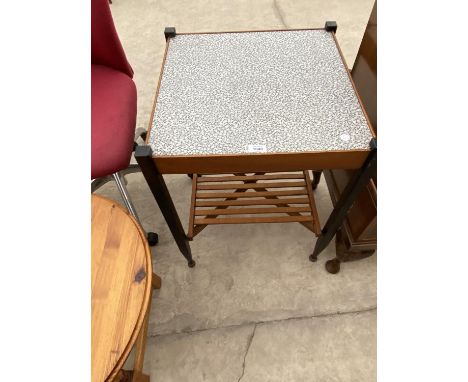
[147,232,159,246]
[187,174,193,179]
[188,259,196,268]
[309,254,318,262]
[325,259,341,274]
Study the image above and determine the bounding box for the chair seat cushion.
[92,64,137,179]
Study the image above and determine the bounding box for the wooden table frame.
[187,171,321,239]
[92,195,162,382]
[135,23,377,268]
[113,273,161,382]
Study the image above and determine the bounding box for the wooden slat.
[189,172,266,238]
[249,185,317,233]
[197,181,306,190]
[195,206,311,216]
[195,197,310,207]
[197,190,307,198]
[197,174,304,182]
[195,215,314,225]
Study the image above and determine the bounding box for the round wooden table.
[92,194,161,382]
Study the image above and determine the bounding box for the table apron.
[152,150,369,174]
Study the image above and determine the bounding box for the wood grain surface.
[151,149,370,174]
[91,195,153,382]
[188,171,321,238]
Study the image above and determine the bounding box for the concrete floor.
[97,0,376,380]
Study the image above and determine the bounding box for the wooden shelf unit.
[188,171,321,239]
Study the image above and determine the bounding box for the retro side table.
[135,22,377,268]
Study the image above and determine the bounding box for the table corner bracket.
[134,145,153,159]
[325,21,338,33]
[164,27,176,40]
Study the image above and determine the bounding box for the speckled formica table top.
[149,29,373,157]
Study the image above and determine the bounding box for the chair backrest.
[91,0,133,78]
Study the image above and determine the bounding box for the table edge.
[151,149,370,174]
[91,195,153,382]
[175,27,327,35]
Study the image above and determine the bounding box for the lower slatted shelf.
[188,171,321,239]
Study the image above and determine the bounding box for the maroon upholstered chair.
[91,0,157,245]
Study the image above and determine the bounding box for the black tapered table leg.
[135,145,195,267]
[311,170,323,190]
[310,139,377,262]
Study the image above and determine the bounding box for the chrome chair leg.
[120,164,142,177]
[91,175,113,193]
[91,168,159,246]
[112,172,141,224]
[112,171,159,246]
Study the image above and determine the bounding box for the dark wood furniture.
[319,2,377,274]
